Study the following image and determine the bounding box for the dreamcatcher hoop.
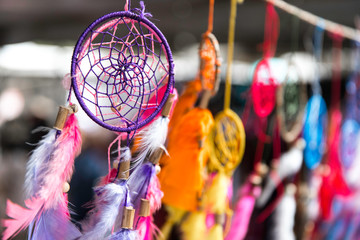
[251,59,277,118]
[276,61,307,143]
[208,109,246,175]
[71,10,174,132]
[199,32,221,95]
[303,94,328,169]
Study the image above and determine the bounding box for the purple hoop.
[71,10,174,132]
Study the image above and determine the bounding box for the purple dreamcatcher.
[71,1,174,133]
[69,2,176,239]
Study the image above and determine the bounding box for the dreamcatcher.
[200,0,246,239]
[158,1,221,240]
[341,44,360,170]
[303,24,328,170]
[2,104,82,240]
[251,3,279,118]
[3,1,175,240]
[276,17,307,144]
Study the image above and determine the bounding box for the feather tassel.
[2,113,82,240]
[80,147,132,239]
[204,172,230,240]
[109,229,138,240]
[181,211,207,240]
[79,182,128,240]
[30,194,81,240]
[225,177,261,240]
[270,184,297,240]
[256,139,304,207]
[24,128,57,198]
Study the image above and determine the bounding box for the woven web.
[73,16,170,130]
[213,115,241,170]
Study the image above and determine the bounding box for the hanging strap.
[224,0,240,110]
[206,0,215,34]
[263,3,279,58]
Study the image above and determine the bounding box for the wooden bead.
[54,106,70,130]
[139,199,150,217]
[117,160,130,180]
[161,93,176,117]
[121,206,135,229]
[149,148,164,165]
[62,182,70,193]
[214,213,225,225]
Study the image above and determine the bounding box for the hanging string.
[206,0,215,34]
[224,0,241,110]
[265,0,360,42]
[124,0,131,11]
[263,3,279,58]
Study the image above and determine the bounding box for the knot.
[131,1,153,19]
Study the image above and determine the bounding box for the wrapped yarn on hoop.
[303,95,328,169]
[199,32,221,96]
[276,62,307,143]
[204,108,245,239]
[71,2,175,133]
[251,59,277,118]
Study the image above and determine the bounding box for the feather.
[137,217,155,240]
[2,114,82,240]
[319,110,352,220]
[181,211,207,240]
[132,116,169,168]
[40,114,82,208]
[256,139,304,207]
[29,194,81,240]
[207,224,223,240]
[128,163,154,219]
[146,172,163,213]
[2,198,43,239]
[160,206,186,240]
[79,182,127,240]
[225,180,261,240]
[24,129,57,198]
[109,229,138,240]
[204,172,230,240]
[159,108,214,212]
[270,184,296,240]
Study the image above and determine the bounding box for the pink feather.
[147,174,163,213]
[225,181,261,240]
[2,114,82,240]
[2,198,43,239]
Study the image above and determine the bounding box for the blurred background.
[0,0,360,239]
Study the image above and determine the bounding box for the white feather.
[270,185,296,240]
[80,183,127,240]
[24,129,57,198]
[257,140,304,207]
[132,116,169,168]
[345,132,360,187]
